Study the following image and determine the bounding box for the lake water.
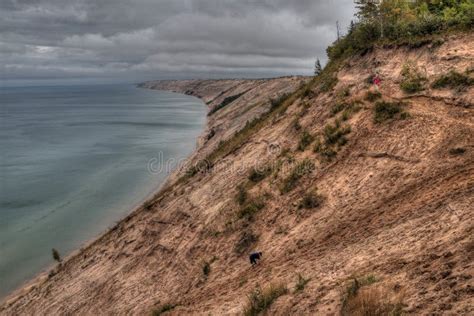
[0,84,206,298]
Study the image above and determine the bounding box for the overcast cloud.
[0,0,355,84]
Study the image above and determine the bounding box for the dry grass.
[343,287,404,316]
[341,277,404,316]
[243,283,288,316]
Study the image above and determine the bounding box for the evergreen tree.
[354,0,380,22]
[314,58,323,76]
[348,20,356,34]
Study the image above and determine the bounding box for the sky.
[1,0,356,85]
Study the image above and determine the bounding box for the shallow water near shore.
[0,84,206,298]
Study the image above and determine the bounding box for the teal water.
[0,84,206,298]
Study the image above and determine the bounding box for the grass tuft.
[237,198,266,220]
[243,283,288,316]
[341,276,404,316]
[297,131,315,151]
[294,274,310,292]
[299,191,323,209]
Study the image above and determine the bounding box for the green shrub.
[373,101,407,123]
[320,75,339,92]
[248,166,272,183]
[431,70,474,90]
[281,159,315,193]
[152,304,177,316]
[243,283,288,316]
[317,145,337,161]
[313,123,349,161]
[323,122,351,146]
[365,90,382,102]
[331,103,346,116]
[299,191,323,209]
[327,1,473,65]
[340,103,361,121]
[294,274,310,292]
[400,63,427,93]
[298,131,315,151]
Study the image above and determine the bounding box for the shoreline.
[0,87,208,304]
[0,76,309,310]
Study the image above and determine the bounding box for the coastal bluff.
[1,32,473,315]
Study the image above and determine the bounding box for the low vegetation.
[313,120,352,161]
[236,185,248,205]
[281,159,315,193]
[373,101,409,123]
[324,121,351,146]
[208,91,247,116]
[237,198,265,220]
[152,303,177,316]
[431,70,474,90]
[314,139,337,161]
[341,275,404,316]
[186,159,212,178]
[340,102,361,121]
[270,93,292,110]
[294,274,310,292]
[449,147,466,155]
[299,191,323,209]
[400,62,427,94]
[331,102,347,116]
[365,90,382,102]
[243,283,288,316]
[248,166,272,183]
[297,131,315,151]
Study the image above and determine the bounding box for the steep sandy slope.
[1,33,473,315]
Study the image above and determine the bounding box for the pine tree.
[314,58,322,76]
[354,0,380,22]
[348,20,356,34]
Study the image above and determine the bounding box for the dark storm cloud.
[0,0,355,83]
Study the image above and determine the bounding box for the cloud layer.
[1,0,355,83]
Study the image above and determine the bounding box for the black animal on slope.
[249,251,263,265]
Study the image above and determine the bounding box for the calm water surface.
[0,84,206,298]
